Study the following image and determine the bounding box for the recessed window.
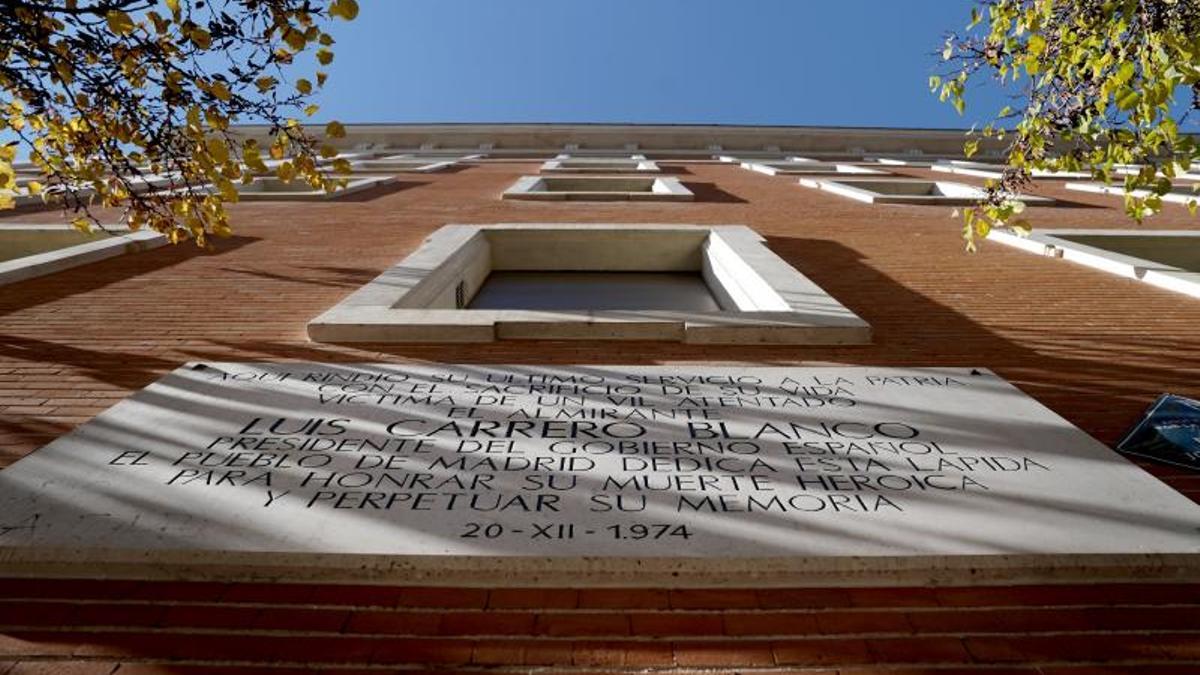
[351,153,480,173]
[236,175,395,201]
[468,272,722,311]
[742,161,890,176]
[0,224,165,286]
[1110,164,1200,180]
[989,228,1200,299]
[933,160,1091,180]
[502,176,693,201]
[540,155,659,174]
[1,179,42,208]
[1066,181,1200,207]
[800,178,1055,205]
[308,223,870,344]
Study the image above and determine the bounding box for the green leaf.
[1115,61,1135,84]
[1027,34,1046,56]
[1116,88,1139,110]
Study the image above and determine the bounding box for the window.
[800,178,1055,205]
[308,224,870,344]
[990,228,1200,299]
[502,176,693,201]
[0,224,165,286]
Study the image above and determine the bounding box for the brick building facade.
[0,124,1197,672]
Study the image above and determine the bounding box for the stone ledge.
[502,176,693,201]
[1,548,1198,588]
[307,223,871,344]
[800,178,1056,206]
[989,228,1200,299]
[235,174,398,201]
[742,161,889,177]
[0,227,167,286]
[540,155,660,174]
[1066,180,1200,206]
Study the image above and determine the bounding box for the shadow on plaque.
[1117,393,1200,472]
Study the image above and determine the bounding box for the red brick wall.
[2,579,1199,672]
[3,160,1200,671]
[2,160,1196,498]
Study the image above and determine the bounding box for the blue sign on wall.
[1117,394,1200,472]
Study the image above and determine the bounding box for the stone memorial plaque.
[0,363,1197,583]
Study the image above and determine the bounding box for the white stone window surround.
[932,160,1092,180]
[741,160,889,176]
[0,224,166,286]
[350,153,481,173]
[867,156,944,167]
[2,176,104,208]
[232,174,397,201]
[5,172,213,210]
[1065,181,1200,207]
[307,223,871,344]
[502,175,694,201]
[799,177,1056,206]
[988,228,1200,299]
[539,154,660,174]
[715,154,807,164]
[1110,165,1200,181]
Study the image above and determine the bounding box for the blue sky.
[312,0,1010,129]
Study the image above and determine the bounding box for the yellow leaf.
[71,216,92,234]
[316,48,334,65]
[106,10,135,36]
[206,137,229,164]
[210,81,231,101]
[205,108,229,131]
[27,180,43,195]
[331,158,352,174]
[283,28,307,51]
[0,193,13,210]
[296,78,313,95]
[243,140,269,173]
[166,0,181,19]
[185,105,203,134]
[325,120,346,138]
[255,76,278,93]
[329,0,360,21]
[216,178,239,202]
[276,162,296,182]
[304,103,320,117]
[190,27,212,49]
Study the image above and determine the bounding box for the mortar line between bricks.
[0,661,1010,674]
[6,597,1200,613]
[6,655,1200,672]
[4,625,1200,640]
